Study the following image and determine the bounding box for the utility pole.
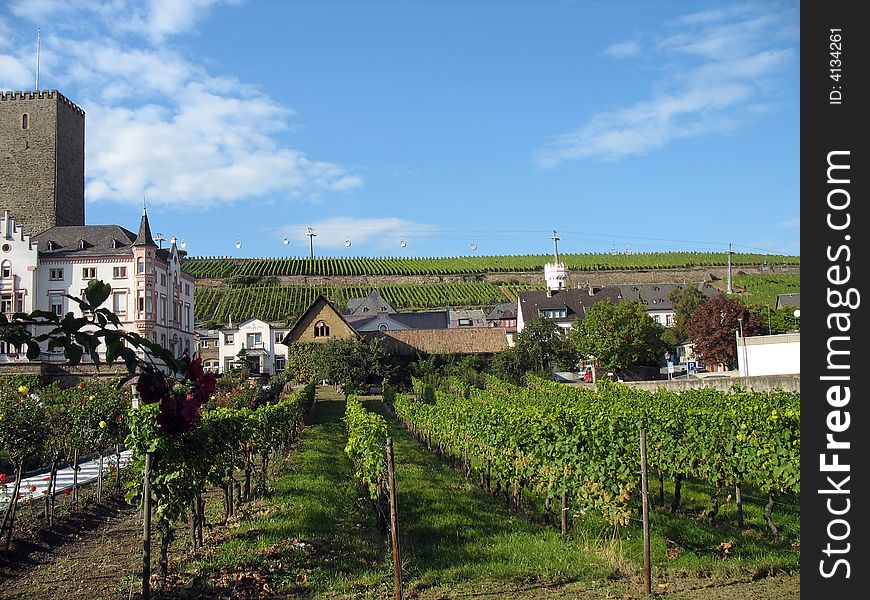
[551,230,561,263]
[726,243,734,294]
[306,227,316,260]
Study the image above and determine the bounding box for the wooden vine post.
[142,452,152,600]
[386,437,403,600]
[640,429,651,596]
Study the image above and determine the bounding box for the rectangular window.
[50,294,64,316]
[82,267,97,280]
[224,358,235,372]
[113,266,127,278]
[184,304,191,330]
[246,332,262,348]
[113,291,127,315]
[160,273,166,286]
[49,268,64,281]
[665,314,675,327]
[1,264,11,278]
[184,283,190,296]
[137,258,144,274]
[225,333,234,345]
[457,318,473,327]
[199,340,209,349]
[275,332,284,344]
[275,357,286,372]
[1,294,12,314]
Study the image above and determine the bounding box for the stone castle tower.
[0,89,85,235]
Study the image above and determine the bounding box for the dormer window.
[78,238,86,250]
[111,238,121,249]
[46,240,55,250]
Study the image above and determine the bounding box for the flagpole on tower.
[35,28,41,90]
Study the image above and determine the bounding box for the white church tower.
[544,230,568,296]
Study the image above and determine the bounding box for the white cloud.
[537,7,797,166]
[271,217,438,251]
[0,55,32,88]
[602,40,641,59]
[1,0,362,209]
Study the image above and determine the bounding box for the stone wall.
[0,90,85,236]
[618,373,800,393]
[194,264,799,290]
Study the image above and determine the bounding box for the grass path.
[364,400,609,593]
[183,388,390,597]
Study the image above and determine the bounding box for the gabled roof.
[486,302,517,321]
[346,288,397,315]
[775,293,800,309]
[518,287,623,325]
[364,327,509,356]
[614,282,721,312]
[282,295,361,344]
[33,225,138,257]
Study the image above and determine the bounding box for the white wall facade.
[218,318,289,375]
[0,212,195,364]
[736,333,800,377]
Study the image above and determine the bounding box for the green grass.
[173,390,798,598]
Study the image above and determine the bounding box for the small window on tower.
[22,114,29,129]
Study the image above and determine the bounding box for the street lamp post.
[737,316,749,377]
[665,351,672,381]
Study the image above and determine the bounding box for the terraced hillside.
[184,252,800,325]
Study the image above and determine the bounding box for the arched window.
[1,260,11,279]
[22,114,29,129]
[314,320,330,338]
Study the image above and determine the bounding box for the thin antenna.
[551,230,561,264]
[35,28,40,90]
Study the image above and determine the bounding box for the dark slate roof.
[486,302,517,321]
[390,310,448,329]
[132,212,157,247]
[775,293,800,309]
[346,289,397,315]
[33,225,137,257]
[518,287,623,325]
[614,282,721,311]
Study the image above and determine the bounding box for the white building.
[736,332,800,377]
[217,318,290,376]
[1,209,195,364]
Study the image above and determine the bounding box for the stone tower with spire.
[0,90,85,235]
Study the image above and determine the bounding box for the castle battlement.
[0,89,85,116]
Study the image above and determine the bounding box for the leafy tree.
[662,286,707,347]
[687,295,764,369]
[569,300,664,375]
[749,305,801,335]
[311,338,376,395]
[513,317,577,373]
[488,346,527,385]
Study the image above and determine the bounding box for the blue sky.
[0,0,799,259]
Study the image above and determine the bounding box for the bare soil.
[0,491,800,600]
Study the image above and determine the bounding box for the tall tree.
[662,286,707,347]
[687,296,764,369]
[569,300,664,375]
[514,317,577,373]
